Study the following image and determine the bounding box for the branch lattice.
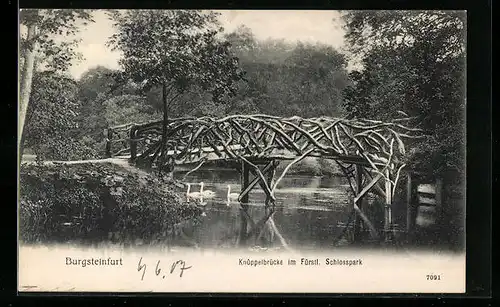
[106,114,424,245]
[106,114,423,183]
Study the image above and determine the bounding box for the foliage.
[78,66,117,104]
[33,136,101,161]
[342,10,465,59]
[20,9,95,72]
[72,66,149,156]
[107,10,244,106]
[74,67,111,152]
[23,71,98,160]
[225,27,349,118]
[103,94,160,126]
[341,10,466,178]
[77,66,141,104]
[19,162,203,244]
[143,84,219,117]
[106,10,245,168]
[19,9,96,160]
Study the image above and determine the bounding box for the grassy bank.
[19,161,202,245]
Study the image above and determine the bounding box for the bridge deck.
[115,144,383,167]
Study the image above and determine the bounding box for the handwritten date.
[137,257,192,281]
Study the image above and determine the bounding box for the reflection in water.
[174,169,354,250]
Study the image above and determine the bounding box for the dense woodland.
[19,10,466,180]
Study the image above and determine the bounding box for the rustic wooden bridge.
[105,114,423,247]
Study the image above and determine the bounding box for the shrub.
[32,135,101,161]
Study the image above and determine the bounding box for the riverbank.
[19,160,202,245]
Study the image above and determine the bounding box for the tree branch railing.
[106,114,422,179]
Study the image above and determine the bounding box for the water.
[172,168,466,252]
[173,168,363,250]
[20,162,462,251]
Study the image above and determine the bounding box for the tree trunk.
[19,23,38,160]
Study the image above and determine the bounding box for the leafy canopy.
[341,10,466,177]
[23,71,98,160]
[106,10,244,103]
[225,26,349,118]
[20,9,95,72]
[343,10,465,62]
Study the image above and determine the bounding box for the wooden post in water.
[239,160,250,246]
[264,160,277,244]
[435,178,444,238]
[264,162,275,208]
[354,164,363,242]
[435,178,443,219]
[406,172,414,241]
[384,169,393,242]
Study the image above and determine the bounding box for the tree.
[78,66,118,103]
[342,10,465,60]
[225,27,349,118]
[23,71,97,160]
[76,66,115,144]
[341,10,466,178]
[103,94,160,127]
[107,10,244,173]
[224,25,258,61]
[283,42,349,117]
[19,9,94,156]
[74,66,143,155]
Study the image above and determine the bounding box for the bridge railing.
[105,117,202,159]
[104,123,137,158]
[106,115,423,177]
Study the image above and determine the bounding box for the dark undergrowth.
[19,162,203,245]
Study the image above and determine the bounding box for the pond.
[172,168,389,251]
[19,158,463,252]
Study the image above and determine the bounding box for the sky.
[68,10,347,80]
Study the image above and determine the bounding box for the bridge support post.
[353,165,364,242]
[238,161,250,246]
[406,172,416,243]
[384,169,394,242]
[236,159,280,247]
[339,162,380,243]
[257,160,278,245]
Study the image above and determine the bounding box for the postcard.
[18,9,466,293]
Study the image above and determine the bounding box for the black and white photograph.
[18,9,466,293]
